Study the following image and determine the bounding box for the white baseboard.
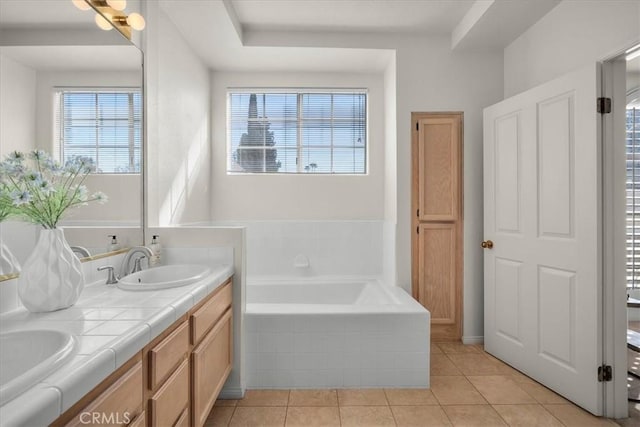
[462,336,484,345]
[219,386,245,399]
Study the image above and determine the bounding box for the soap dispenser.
[149,235,162,267]
[107,235,120,252]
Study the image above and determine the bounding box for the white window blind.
[227,90,367,174]
[56,89,142,173]
[627,105,640,288]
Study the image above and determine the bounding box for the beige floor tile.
[430,376,487,405]
[437,342,481,354]
[391,405,452,426]
[384,388,439,405]
[289,389,338,407]
[543,404,616,426]
[507,370,537,385]
[467,376,536,405]
[516,382,569,404]
[447,354,505,376]
[215,399,239,407]
[229,407,287,427]
[285,407,341,427]
[616,402,640,426]
[442,405,507,426]
[492,404,563,426]
[337,389,388,406]
[431,354,463,376]
[432,343,444,354]
[205,406,235,427]
[340,406,396,427]
[238,390,290,407]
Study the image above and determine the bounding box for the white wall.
[504,0,640,97]
[145,2,212,226]
[0,53,36,156]
[383,55,397,286]
[35,70,142,225]
[392,37,503,340]
[210,71,385,221]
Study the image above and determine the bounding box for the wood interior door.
[411,112,463,342]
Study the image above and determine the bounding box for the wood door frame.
[411,111,464,341]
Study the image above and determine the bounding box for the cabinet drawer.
[149,320,189,390]
[192,309,233,427]
[150,358,189,427]
[174,408,189,427]
[191,280,232,345]
[66,362,143,427]
[128,411,146,427]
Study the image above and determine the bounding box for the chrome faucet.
[119,246,153,278]
[97,265,118,285]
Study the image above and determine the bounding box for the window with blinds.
[627,104,640,288]
[227,90,367,174]
[56,89,142,173]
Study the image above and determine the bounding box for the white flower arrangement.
[0,150,107,229]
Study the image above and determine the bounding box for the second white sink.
[0,329,76,405]
[117,264,212,291]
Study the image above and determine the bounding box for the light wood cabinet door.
[191,309,233,427]
[148,320,189,391]
[149,358,189,427]
[412,112,463,342]
[191,280,232,345]
[65,362,143,427]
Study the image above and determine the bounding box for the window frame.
[55,87,142,175]
[226,88,369,175]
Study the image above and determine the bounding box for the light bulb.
[106,0,126,11]
[95,13,113,31]
[72,0,91,11]
[126,12,145,31]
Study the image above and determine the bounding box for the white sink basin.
[117,264,212,291]
[0,330,76,405]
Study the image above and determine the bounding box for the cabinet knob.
[481,240,494,249]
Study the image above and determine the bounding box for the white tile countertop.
[0,264,234,427]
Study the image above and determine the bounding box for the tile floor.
[205,342,637,426]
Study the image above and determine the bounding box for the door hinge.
[597,97,612,114]
[416,122,419,131]
[417,209,419,217]
[597,364,612,382]
[416,226,419,234]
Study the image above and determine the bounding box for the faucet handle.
[97,265,118,285]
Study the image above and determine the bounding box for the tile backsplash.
[242,221,384,278]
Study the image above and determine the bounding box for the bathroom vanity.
[0,264,234,427]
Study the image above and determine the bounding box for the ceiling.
[160,0,561,73]
[232,0,475,34]
[0,45,141,71]
[0,0,94,29]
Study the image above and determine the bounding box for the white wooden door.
[483,64,603,415]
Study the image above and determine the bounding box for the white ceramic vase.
[0,240,20,275]
[18,228,85,312]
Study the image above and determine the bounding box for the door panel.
[418,223,456,325]
[417,117,459,222]
[484,64,602,414]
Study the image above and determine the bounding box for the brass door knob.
[481,240,494,249]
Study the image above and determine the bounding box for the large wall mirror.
[0,0,144,277]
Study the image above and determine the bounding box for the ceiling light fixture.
[94,12,114,31]
[72,0,92,11]
[71,0,145,40]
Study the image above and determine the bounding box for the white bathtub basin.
[0,330,76,405]
[117,264,211,291]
